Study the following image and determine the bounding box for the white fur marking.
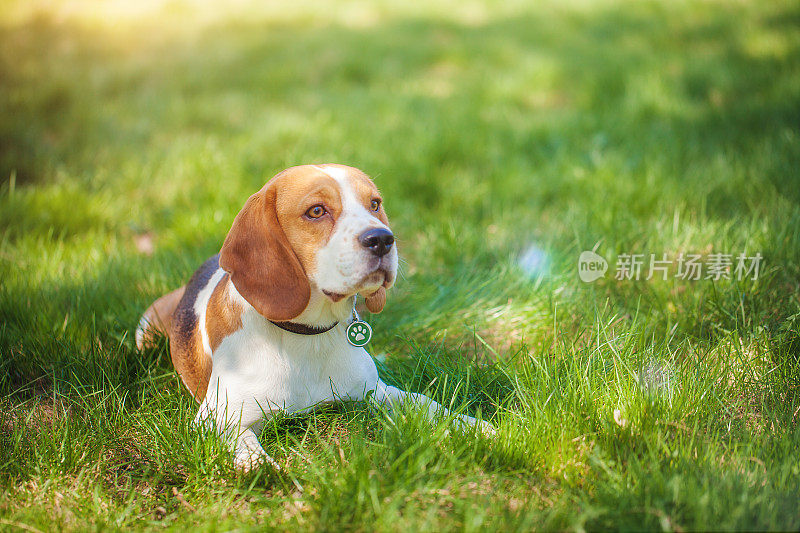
[309,165,397,296]
[134,314,150,348]
[227,282,250,310]
[313,164,348,182]
[195,268,226,357]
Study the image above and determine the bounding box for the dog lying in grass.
[136,164,494,469]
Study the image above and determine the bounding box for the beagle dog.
[135,164,493,469]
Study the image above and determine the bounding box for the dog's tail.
[135,287,186,349]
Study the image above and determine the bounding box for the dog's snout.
[359,228,394,257]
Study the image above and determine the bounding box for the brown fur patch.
[206,274,243,352]
[274,167,343,280]
[170,255,218,402]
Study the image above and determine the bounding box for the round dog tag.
[346,320,372,347]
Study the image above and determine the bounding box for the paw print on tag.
[346,320,372,347]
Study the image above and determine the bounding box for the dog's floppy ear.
[219,184,310,321]
[364,286,386,314]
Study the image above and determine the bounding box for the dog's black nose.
[359,228,394,257]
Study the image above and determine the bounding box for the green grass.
[2,0,800,530]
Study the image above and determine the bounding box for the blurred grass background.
[1,0,799,530]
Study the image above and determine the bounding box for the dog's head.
[219,164,397,323]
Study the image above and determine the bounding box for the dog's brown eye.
[305,205,326,219]
[370,199,381,211]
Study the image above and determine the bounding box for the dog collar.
[270,297,372,344]
[269,320,338,335]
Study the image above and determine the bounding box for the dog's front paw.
[234,441,280,472]
[454,415,497,438]
[477,419,497,438]
[234,448,281,472]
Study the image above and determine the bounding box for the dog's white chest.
[206,310,378,418]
